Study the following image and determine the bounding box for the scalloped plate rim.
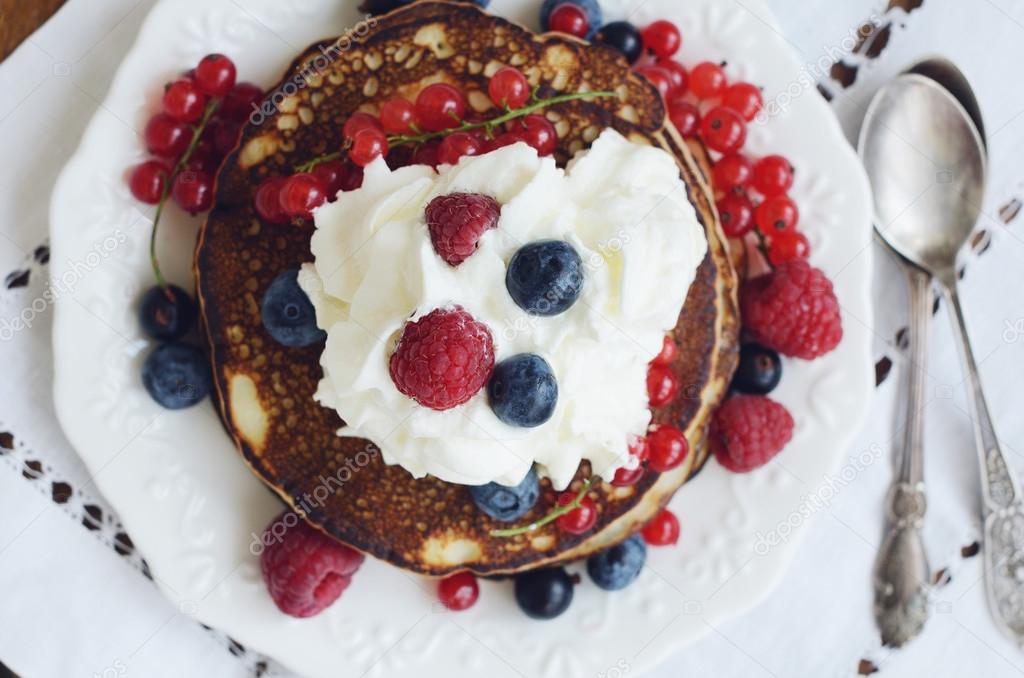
[49,0,875,676]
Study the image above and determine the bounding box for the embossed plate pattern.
[50,0,874,676]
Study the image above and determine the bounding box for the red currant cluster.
[252,66,586,227]
[129,54,261,214]
[590,17,809,269]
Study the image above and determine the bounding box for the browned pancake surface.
[196,1,738,575]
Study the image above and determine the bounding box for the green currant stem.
[149,98,222,290]
[388,90,616,147]
[489,477,594,538]
[293,90,616,173]
[295,151,342,174]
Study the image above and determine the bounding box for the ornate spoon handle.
[940,279,1024,640]
[873,265,932,647]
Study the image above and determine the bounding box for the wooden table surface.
[0,0,67,61]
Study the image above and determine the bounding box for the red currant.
[712,154,753,191]
[657,60,688,95]
[415,83,467,132]
[755,194,799,232]
[311,160,356,200]
[437,132,483,165]
[690,62,727,99]
[194,54,237,98]
[129,160,171,204]
[556,492,597,534]
[163,79,205,123]
[171,170,213,214]
[220,82,264,122]
[751,155,794,196]
[343,112,382,142]
[489,67,530,109]
[413,140,442,168]
[641,20,681,59]
[144,113,192,159]
[437,572,479,611]
[700,106,747,154]
[767,229,810,266]
[350,127,389,167]
[548,3,589,38]
[636,66,674,99]
[279,173,326,220]
[185,140,218,174]
[652,335,678,365]
[641,509,680,546]
[647,424,689,472]
[254,176,289,224]
[647,363,679,407]
[722,82,763,122]
[208,117,242,158]
[668,100,700,138]
[611,464,645,487]
[340,165,364,191]
[716,193,755,238]
[380,98,417,135]
[483,132,525,152]
[514,115,557,156]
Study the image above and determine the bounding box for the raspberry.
[259,511,364,618]
[389,307,495,410]
[425,192,500,266]
[711,395,794,473]
[740,260,842,360]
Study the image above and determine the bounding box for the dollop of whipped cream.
[299,129,707,490]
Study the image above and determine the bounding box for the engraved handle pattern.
[942,280,1024,642]
[873,267,932,647]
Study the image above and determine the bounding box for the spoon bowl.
[906,56,986,147]
[858,74,986,282]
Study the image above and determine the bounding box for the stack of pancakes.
[195,1,739,576]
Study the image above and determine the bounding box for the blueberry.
[540,0,602,39]
[142,343,212,410]
[514,567,575,620]
[731,343,782,395]
[487,354,558,428]
[586,535,646,591]
[595,21,643,64]
[261,269,325,348]
[470,467,540,521]
[139,284,196,341]
[506,240,583,316]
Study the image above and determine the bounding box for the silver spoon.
[862,72,1024,644]
[856,56,978,648]
[858,76,934,648]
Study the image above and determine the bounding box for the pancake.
[195,0,739,576]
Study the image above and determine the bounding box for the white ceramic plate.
[50,0,874,676]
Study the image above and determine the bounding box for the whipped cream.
[298,129,707,490]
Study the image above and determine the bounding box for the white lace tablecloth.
[2,0,1024,676]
